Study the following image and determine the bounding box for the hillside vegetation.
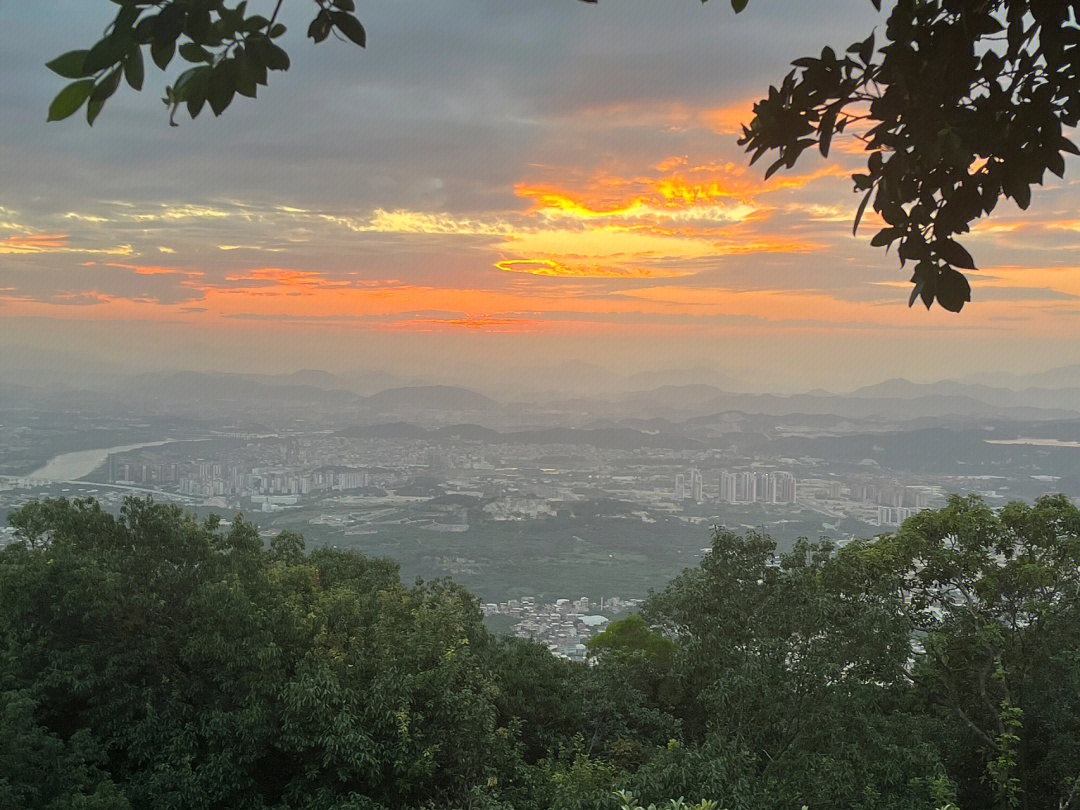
[3,494,1080,809]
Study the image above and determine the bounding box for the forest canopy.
[5,493,1080,809]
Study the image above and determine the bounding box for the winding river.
[27,440,178,482]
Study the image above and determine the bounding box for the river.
[28,440,179,482]
[985,438,1080,448]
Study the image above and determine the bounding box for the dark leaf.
[46,50,91,79]
[819,109,836,157]
[82,40,113,75]
[308,14,332,43]
[858,32,874,65]
[179,42,211,63]
[870,227,897,247]
[330,12,366,47]
[233,54,258,98]
[151,38,174,71]
[90,66,122,104]
[266,43,290,71]
[936,267,971,312]
[764,157,786,180]
[909,280,922,308]
[910,261,937,310]
[47,79,94,121]
[86,96,105,126]
[124,46,144,91]
[880,200,906,226]
[241,15,270,33]
[134,15,156,44]
[920,283,934,309]
[174,65,210,116]
[1047,149,1065,178]
[207,63,236,116]
[853,186,873,236]
[935,239,976,270]
[1012,181,1031,210]
[898,233,927,263]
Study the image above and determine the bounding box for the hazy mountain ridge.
[4,364,1080,428]
[337,422,703,451]
[851,377,1080,412]
[360,385,498,414]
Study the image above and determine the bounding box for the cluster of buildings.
[798,477,941,526]
[718,470,797,504]
[674,468,798,505]
[668,467,940,526]
[92,434,953,529]
[109,455,375,499]
[481,595,642,660]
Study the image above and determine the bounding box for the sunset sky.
[3,1,1080,391]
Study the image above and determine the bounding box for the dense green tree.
[875,494,1080,810]
[0,497,554,809]
[9,493,1080,809]
[0,690,130,809]
[635,529,947,810]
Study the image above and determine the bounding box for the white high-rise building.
[719,471,737,503]
[774,472,797,504]
[690,469,703,503]
[736,472,756,503]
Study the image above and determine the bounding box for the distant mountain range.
[361,385,498,414]
[960,364,1080,390]
[5,363,1080,428]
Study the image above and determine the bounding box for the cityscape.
[6,365,1080,648]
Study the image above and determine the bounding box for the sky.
[3,0,1080,392]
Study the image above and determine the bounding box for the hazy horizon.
[8,338,1080,401]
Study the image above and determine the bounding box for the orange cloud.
[397,315,547,333]
[0,233,69,253]
[495,258,696,278]
[103,261,200,276]
[702,98,756,134]
[517,161,847,220]
[496,157,841,279]
[0,231,132,257]
[221,268,353,290]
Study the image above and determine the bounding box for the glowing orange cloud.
[973,217,1080,236]
[516,186,649,218]
[104,261,200,276]
[5,258,1079,339]
[495,155,842,279]
[0,233,69,253]
[0,232,131,256]
[517,162,847,220]
[495,258,696,278]
[702,99,756,134]
[222,267,353,290]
